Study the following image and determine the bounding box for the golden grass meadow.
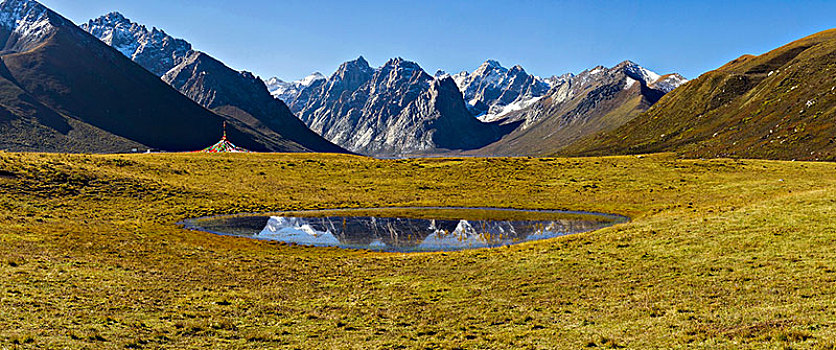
[1,151,835,349]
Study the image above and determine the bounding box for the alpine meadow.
[2,0,836,349]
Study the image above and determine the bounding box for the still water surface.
[182,208,626,252]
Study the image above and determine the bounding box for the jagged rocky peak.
[0,0,68,52]
[384,57,421,69]
[582,65,607,75]
[650,73,688,93]
[339,55,372,73]
[266,72,326,104]
[608,60,689,91]
[81,11,192,76]
[332,55,374,80]
[570,60,688,93]
[477,59,504,72]
[615,60,661,85]
[457,59,554,119]
[0,0,49,29]
[322,55,375,94]
[378,57,430,81]
[86,11,129,28]
[376,57,430,84]
[547,72,575,84]
[287,55,504,156]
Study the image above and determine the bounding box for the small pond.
[181,207,627,253]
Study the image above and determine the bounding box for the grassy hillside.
[1,152,835,348]
[565,28,836,161]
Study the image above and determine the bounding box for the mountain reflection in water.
[192,214,617,252]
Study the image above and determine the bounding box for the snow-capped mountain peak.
[457,59,554,118]
[479,59,503,70]
[0,0,48,29]
[0,0,64,51]
[618,60,662,85]
[81,12,192,76]
[264,76,285,87]
[650,73,689,93]
[614,60,689,91]
[298,72,325,86]
[266,72,327,101]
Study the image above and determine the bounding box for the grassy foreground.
[1,152,835,349]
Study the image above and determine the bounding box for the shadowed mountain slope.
[82,12,346,153]
[0,0,286,152]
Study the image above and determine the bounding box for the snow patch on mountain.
[455,59,554,120]
[266,72,326,102]
[0,0,59,49]
[451,71,469,89]
[650,73,689,93]
[81,12,192,76]
[298,72,325,86]
[622,61,662,84]
[624,76,637,90]
[478,95,545,123]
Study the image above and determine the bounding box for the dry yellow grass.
[0,152,835,349]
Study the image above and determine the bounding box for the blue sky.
[40,0,836,81]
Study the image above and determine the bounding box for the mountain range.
[0,0,687,157]
[447,60,557,120]
[274,58,686,156]
[81,12,345,153]
[276,56,512,156]
[470,61,687,156]
[2,0,833,161]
